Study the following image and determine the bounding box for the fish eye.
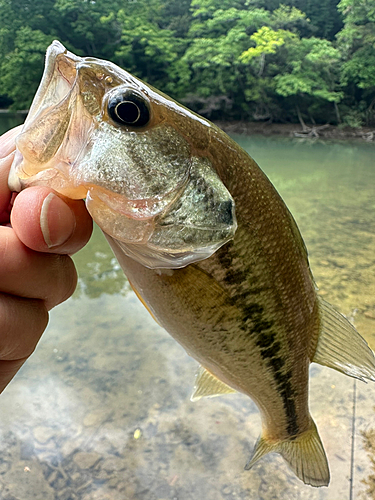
[108,91,150,127]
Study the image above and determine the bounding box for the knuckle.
[46,255,78,309]
[0,296,49,361]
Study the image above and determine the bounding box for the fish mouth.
[26,41,80,125]
[8,41,89,194]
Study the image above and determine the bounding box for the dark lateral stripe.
[254,328,299,437]
[217,244,299,437]
[272,367,299,437]
[223,269,244,285]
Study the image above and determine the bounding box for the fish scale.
[197,230,313,438]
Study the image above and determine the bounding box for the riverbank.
[215,121,375,142]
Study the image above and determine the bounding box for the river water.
[0,120,374,499]
[0,112,25,135]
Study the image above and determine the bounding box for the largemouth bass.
[8,41,375,487]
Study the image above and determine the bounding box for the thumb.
[11,187,93,254]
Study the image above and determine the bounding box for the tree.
[53,0,123,57]
[240,26,293,75]
[337,0,375,90]
[0,0,126,108]
[275,36,343,123]
[182,3,273,117]
[0,0,373,125]
[113,0,188,98]
[335,0,375,124]
[281,0,343,39]
[0,27,54,109]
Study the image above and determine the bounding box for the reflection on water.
[0,113,25,135]
[0,133,375,499]
[73,225,130,299]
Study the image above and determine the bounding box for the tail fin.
[313,298,375,382]
[245,419,330,487]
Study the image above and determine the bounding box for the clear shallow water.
[0,131,375,500]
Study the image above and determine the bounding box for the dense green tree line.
[0,0,374,126]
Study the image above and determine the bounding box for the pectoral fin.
[128,279,161,327]
[313,298,375,382]
[191,366,237,402]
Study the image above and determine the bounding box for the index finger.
[0,126,22,222]
[0,151,15,223]
[0,126,22,159]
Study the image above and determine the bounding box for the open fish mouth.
[27,41,80,125]
[8,40,237,269]
[8,41,91,195]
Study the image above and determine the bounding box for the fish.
[8,40,375,487]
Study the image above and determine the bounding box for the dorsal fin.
[190,366,237,402]
[313,298,375,382]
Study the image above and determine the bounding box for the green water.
[0,128,374,500]
[0,112,25,135]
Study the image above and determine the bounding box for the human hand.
[0,126,93,393]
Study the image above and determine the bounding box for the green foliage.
[112,0,189,98]
[0,27,54,109]
[337,0,375,88]
[275,37,342,102]
[334,0,375,124]
[181,4,270,115]
[53,0,124,56]
[286,0,344,39]
[191,0,246,18]
[0,0,373,125]
[270,5,311,34]
[240,27,292,62]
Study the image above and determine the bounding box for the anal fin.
[313,298,375,382]
[190,366,237,402]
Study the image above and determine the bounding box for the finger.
[0,126,23,221]
[0,293,48,393]
[11,186,93,254]
[0,125,22,158]
[0,151,15,222]
[0,293,48,360]
[0,359,28,394]
[0,227,78,310]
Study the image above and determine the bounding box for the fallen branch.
[293,123,331,138]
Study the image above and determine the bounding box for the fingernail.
[40,192,76,248]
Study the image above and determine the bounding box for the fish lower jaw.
[9,161,88,200]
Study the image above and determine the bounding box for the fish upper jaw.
[24,40,80,129]
[8,42,94,196]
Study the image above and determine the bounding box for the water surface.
[0,112,26,135]
[0,130,374,500]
